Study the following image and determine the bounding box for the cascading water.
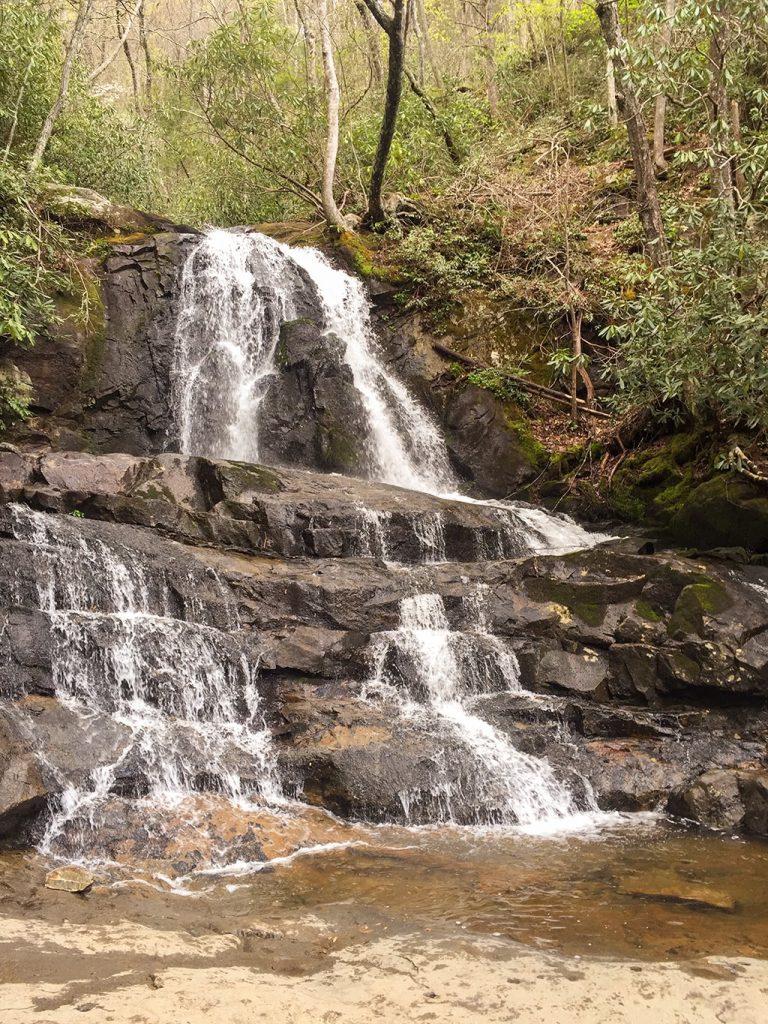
[6,505,278,860]
[171,230,303,462]
[171,227,608,557]
[368,591,594,827]
[286,246,457,495]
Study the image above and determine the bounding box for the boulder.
[257,319,369,473]
[667,769,746,830]
[442,384,544,497]
[670,475,768,554]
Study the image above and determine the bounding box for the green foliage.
[0,363,32,426]
[0,165,67,347]
[466,367,530,407]
[389,224,496,302]
[602,235,768,431]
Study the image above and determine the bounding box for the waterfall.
[369,592,592,826]
[171,230,301,462]
[7,505,277,858]
[286,246,457,494]
[172,228,455,492]
[170,228,608,557]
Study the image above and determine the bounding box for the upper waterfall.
[170,227,608,556]
[172,227,456,494]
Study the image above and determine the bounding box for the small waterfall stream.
[369,592,590,826]
[7,505,278,860]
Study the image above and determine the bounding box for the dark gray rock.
[441,384,542,498]
[257,319,369,474]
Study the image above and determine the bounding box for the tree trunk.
[89,0,143,82]
[405,68,461,164]
[318,0,345,229]
[28,0,94,174]
[138,3,153,104]
[730,99,747,200]
[558,0,572,105]
[570,308,583,422]
[354,1,384,87]
[482,0,499,118]
[361,0,408,227]
[294,0,319,92]
[707,11,736,231]
[653,0,675,171]
[596,0,667,265]
[415,0,443,90]
[116,0,141,114]
[606,57,618,126]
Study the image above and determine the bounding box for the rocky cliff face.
[1,221,767,856]
[1,448,767,840]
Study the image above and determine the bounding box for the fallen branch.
[432,343,611,420]
[729,446,768,484]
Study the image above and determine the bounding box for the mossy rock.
[670,475,768,554]
[667,579,734,637]
[219,461,285,495]
[334,231,399,283]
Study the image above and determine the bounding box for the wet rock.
[738,771,768,836]
[536,649,610,699]
[0,697,136,836]
[45,865,95,893]
[617,872,736,911]
[257,320,369,474]
[0,713,48,837]
[440,384,544,497]
[668,769,746,830]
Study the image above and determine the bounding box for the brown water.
[2,802,768,964]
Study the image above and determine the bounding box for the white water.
[286,245,457,494]
[171,230,301,461]
[171,228,607,558]
[8,505,278,857]
[369,592,592,826]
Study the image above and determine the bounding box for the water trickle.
[370,592,591,826]
[7,506,277,859]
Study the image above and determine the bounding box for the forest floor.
[2,909,768,1023]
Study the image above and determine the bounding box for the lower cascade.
[369,593,591,826]
[4,505,279,863]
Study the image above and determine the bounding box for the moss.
[80,276,107,391]
[602,478,645,521]
[134,481,177,503]
[667,579,734,636]
[223,461,284,493]
[319,425,361,472]
[275,336,289,369]
[334,230,399,283]
[525,577,606,624]
[670,474,768,554]
[573,601,606,626]
[634,598,662,623]
[504,417,547,467]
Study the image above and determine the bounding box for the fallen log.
[432,343,611,420]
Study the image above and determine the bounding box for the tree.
[360,0,409,226]
[28,0,94,174]
[318,0,345,228]
[706,3,736,230]
[596,0,668,265]
[653,0,675,171]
